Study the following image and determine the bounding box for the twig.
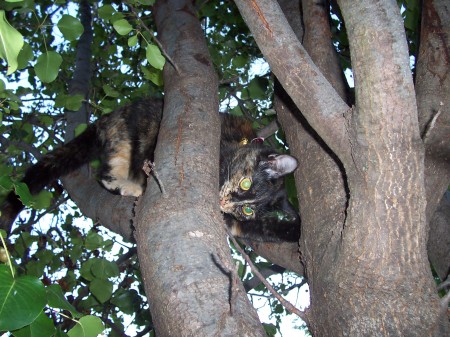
[440,291,450,315]
[437,277,450,292]
[256,119,278,139]
[225,227,310,325]
[128,3,180,73]
[422,102,443,143]
[243,265,285,292]
[143,160,167,197]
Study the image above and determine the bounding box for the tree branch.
[234,0,353,168]
[227,228,310,326]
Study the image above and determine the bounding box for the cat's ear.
[263,154,298,178]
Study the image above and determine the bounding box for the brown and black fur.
[220,115,300,242]
[0,99,163,231]
[1,99,300,242]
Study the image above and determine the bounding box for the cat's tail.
[0,124,100,232]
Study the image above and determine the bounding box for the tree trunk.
[234,0,448,335]
[133,1,265,335]
[415,0,450,282]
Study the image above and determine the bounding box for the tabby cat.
[0,98,300,242]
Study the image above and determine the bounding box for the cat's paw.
[119,181,144,197]
[101,178,143,197]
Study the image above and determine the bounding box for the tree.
[0,0,448,336]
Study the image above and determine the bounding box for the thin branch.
[103,317,130,337]
[422,102,443,143]
[243,264,285,292]
[143,160,167,197]
[256,119,278,139]
[437,276,450,292]
[0,135,43,159]
[128,3,180,73]
[226,227,310,325]
[440,291,450,315]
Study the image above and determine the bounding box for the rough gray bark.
[234,0,352,167]
[65,0,92,138]
[415,0,450,282]
[275,1,350,330]
[133,1,265,335]
[428,193,450,281]
[234,0,448,335]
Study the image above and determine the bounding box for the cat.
[0,98,300,242]
[219,114,300,242]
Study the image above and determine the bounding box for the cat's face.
[219,145,298,222]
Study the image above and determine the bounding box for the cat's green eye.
[242,205,254,217]
[239,177,252,191]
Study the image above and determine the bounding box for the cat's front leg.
[100,177,143,197]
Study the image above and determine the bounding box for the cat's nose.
[219,197,229,210]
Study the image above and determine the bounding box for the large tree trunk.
[133,1,265,335]
[234,0,448,335]
[416,0,450,282]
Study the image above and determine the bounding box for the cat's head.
[219,145,298,223]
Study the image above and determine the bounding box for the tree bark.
[428,192,450,281]
[415,0,450,282]
[235,0,449,335]
[234,0,352,168]
[275,1,350,331]
[133,1,265,335]
[330,1,444,334]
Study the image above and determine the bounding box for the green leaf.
[84,231,104,250]
[98,4,116,20]
[232,55,248,68]
[0,265,47,331]
[65,94,84,111]
[11,311,56,337]
[0,175,13,192]
[262,323,277,337]
[67,316,104,337]
[17,43,33,70]
[74,123,87,137]
[14,182,32,207]
[38,114,54,126]
[141,66,163,86]
[91,258,119,280]
[138,0,155,5]
[89,278,113,303]
[146,43,165,70]
[111,289,140,315]
[29,190,52,210]
[57,15,84,41]
[113,19,133,35]
[102,84,120,98]
[34,51,63,83]
[247,76,269,100]
[80,260,95,281]
[0,10,24,74]
[46,284,81,318]
[128,35,138,47]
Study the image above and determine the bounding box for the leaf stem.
[0,232,14,278]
